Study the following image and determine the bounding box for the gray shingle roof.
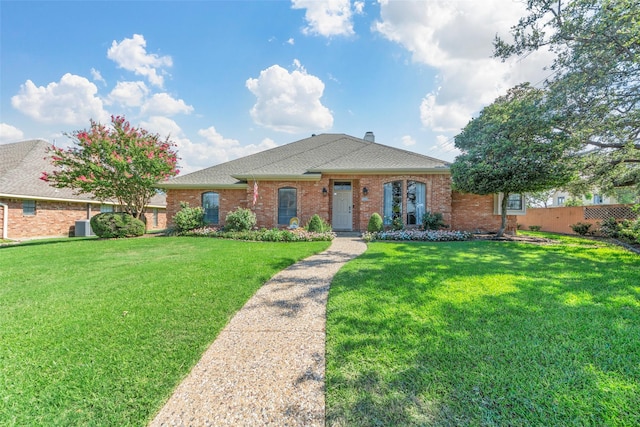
[0,140,166,207]
[161,133,450,188]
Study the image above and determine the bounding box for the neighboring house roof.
[0,140,166,207]
[160,133,450,189]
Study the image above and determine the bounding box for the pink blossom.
[40,172,50,182]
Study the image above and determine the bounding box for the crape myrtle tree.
[494,0,640,194]
[451,84,575,237]
[41,115,180,220]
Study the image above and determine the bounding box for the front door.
[332,182,352,231]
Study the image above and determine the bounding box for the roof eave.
[231,173,322,181]
[0,193,165,208]
[306,167,450,174]
[155,183,248,190]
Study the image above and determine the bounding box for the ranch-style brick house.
[0,139,167,240]
[160,133,521,233]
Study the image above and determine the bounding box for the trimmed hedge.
[90,213,145,238]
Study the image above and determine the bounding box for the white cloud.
[107,81,149,107]
[0,123,25,143]
[374,0,552,133]
[141,93,194,116]
[291,0,356,37]
[401,135,416,147]
[196,126,278,165]
[11,73,109,125]
[107,34,172,87]
[90,68,106,85]
[246,60,333,133]
[287,38,295,45]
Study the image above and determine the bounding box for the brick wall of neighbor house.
[1,198,90,239]
[0,198,167,240]
[142,209,167,230]
[450,192,516,233]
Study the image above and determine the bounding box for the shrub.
[173,202,204,233]
[529,225,542,231]
[306,214,331,232]
[90,212,145,238]
[224,208,256,232]
[181,226,335,242]
[599,217,620,238]
[570,222,593,236]
[367,213,384,232]
[392,216,404,231]
[422,212,447,230]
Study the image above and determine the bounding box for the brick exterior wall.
[450,192,517,233]
[0,197,166,240]
[166,173,514,233]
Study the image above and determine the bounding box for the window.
[383,181,403,225]
[153,208,159,227]
[22,200,36,216]
[100,204,114,213]
[507,194,524,211]
[278,187,297,224]
[494,193,526,215]
[557,196,565,206]
[202,192,219,224]
[406,181,426,225]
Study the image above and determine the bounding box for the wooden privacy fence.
[518,204,637,234]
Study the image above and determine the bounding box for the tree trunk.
[497,192,509,238]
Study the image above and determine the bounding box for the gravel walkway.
[149,236,367,426]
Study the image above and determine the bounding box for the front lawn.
[326,236,640,426]
[0,237,329,426]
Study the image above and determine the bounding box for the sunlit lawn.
[326,234,640,426]
[0,236,329,426]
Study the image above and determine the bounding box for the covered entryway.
[332,181,352,231]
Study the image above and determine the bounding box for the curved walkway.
[149,236,367,426]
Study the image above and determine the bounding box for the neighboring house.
[159,133,521,233]
[0,140,167,240]
[551,190,617,206]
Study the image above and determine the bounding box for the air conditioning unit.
[75,220,94,237]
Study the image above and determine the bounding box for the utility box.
[75,220,94,237]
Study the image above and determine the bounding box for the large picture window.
[406,181,426,225]
[278,187,297,225]
[202,192,219,224]
[383,181,403,225]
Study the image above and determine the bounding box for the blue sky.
[1,0,552,173]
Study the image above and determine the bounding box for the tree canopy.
[42,115,180,220]
[494,0,640,193]
[451,84,574,236]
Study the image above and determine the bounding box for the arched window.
[278,187,297,225]
[202,192,219,224]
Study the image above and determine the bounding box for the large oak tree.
[494,0,640,193]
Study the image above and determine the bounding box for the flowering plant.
[362,229,473,242]
[41,115,179,220]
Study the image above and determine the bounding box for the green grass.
[0,237,329,426]
[326,238,640,426]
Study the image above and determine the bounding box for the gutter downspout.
[0,202,7,240]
